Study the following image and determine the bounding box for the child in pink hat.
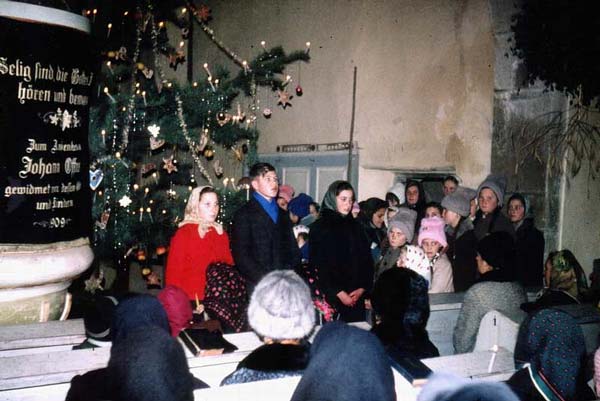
[418,217,454,293]
[277,184,295,211]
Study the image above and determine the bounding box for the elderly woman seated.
[521,249,588,312]
[221,270,316,385]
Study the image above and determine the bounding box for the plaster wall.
[560,111,600,275]
[192,0,495,199]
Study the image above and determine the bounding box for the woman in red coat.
[166,186,234,302]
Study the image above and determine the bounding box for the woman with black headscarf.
[453,232,527,353]
[507,193,545,287]
[401,179,427,243]
[371,268,439,359]
[357,197,388,261]
[291,321,396,401]
[506,308,595,401]
[66,294,208,401]
[309,181,374,322]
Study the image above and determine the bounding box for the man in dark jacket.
[231,162,301,291]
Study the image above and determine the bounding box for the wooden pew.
[1,348,515,401]
[473,309,526,353]
[0,319,85,357]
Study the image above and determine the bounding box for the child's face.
[372,208,386,228]
[309,204,318,216]
[388,227,407,248]
[252,171,279,200]
[277,196,288,210]
[443,180,457,196]
[478,188,498,214]
[443,208,460,227]
[508,199,525,223]
[425,207,441,218]
[421,239,442,259]
[406,186,419,205]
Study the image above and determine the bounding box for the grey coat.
[453,280,527,353]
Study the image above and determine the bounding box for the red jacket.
[165,224,234,300]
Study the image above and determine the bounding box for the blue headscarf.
[291,321,396,401]
[289,193,314,220]
[108,326,199,401]
[418,372,519,401]
[514,308,587,401]
[112,294,170,344]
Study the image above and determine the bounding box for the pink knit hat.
[278,184,295,203]
[418,216,447,247]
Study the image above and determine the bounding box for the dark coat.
[514,217,545,288]
[520,288,579,313]
[221,342,310,386]
[309,209,374,322]
[231,197,301,291]
[446,219,478,292]
[473,208,515,241]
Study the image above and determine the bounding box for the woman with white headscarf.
[165,186,234,304]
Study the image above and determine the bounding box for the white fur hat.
[248,270,315,340]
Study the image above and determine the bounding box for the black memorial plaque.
[0,14,93,243]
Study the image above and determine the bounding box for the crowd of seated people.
[66,163,599,401]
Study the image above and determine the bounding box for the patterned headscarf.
[203,263,248,332]
[401,245,431,285]
[514,309,587,401]
[549,251,587,299]
[178,186,224,238]
[371,267,430,339]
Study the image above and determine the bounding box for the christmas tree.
[86,1,309,263]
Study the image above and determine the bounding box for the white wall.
[560,155,600,276]
[192,0,495,199]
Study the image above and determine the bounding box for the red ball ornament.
[295,85,303,97]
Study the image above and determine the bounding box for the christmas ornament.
[163,155,178,174]
[204,147,214,160]
[277,90,293,109]
[141,267,152,277]
[197,4,211,22]
[233,147,243,162]
[118,195,132,208]
[147,124,161,137]
[89,169,104,190]
[181,27,190,40]
[216,111,231,126]
[156,246,167,256]
[231,103,246,124]
[136,250,147,261]
[149,137,165,150]
[263,108,272,119]
[141,163,157,177]
[141,67,154,79]
[295,85,303,96]
[242,143,249,154]
[213,159,224,178]
[95,210,110,230]
[197,130,209,152]
[168,50,186,71]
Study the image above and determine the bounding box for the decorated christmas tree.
[86,1,309,263]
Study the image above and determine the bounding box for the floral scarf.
[178,186,223,238]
